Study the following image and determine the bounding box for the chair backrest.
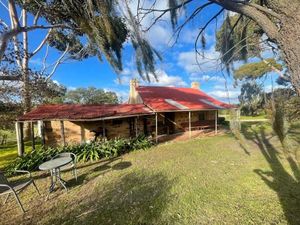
[56,152,77,163]
[0,171,9,185]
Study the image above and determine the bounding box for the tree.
[0,0,160,79]
[238,82,263,116]
[64,87,118,104]
[234,58,283,81]
[0,0,161,120]
[139,0,300,95]
[1,0,159,137]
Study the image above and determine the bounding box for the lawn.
[0,130,40,169]
[0,140,39,169]
[220,114,268,121]
[0,122,300,225]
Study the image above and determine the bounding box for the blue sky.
[0,1,282,103]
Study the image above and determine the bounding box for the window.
[199,112,205,120]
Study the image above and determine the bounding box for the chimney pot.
[191,82,200,89]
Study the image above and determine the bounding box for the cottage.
[16,80,234,156]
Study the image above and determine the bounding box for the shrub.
[6,135,153,176]
[5,147,62,175]
[217,117,226,125]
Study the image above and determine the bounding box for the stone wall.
[44,116,147,146]
[43,110,217,146]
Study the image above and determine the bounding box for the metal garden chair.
[52,152,77,181]
[0,170,40,213]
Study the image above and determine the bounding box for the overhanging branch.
[0,24,74,61]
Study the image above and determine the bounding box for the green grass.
[1,121,300,225]
[0,141,39,169]
[0,130,42,169]
[220,114,268,121]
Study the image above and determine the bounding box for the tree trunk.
[277,15,300,96]
[219,0,300,96]
[21,7,32,140]
[256,0,300,96]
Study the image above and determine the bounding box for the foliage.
[6,135,152,175]
[126,8,162,81]
[234,58,283,80]
[216,14,263,71]
[265,88,300,122]
[238,82,264,116]
[271,100,291,151]
[0,75,66,126]
[18,0,160,79]
[64,87,118,104]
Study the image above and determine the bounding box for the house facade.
[16,80,234,155]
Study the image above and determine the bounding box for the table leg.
[56,168,68,191]
[45,169,56,201]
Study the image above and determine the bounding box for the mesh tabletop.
[39,157,72,171]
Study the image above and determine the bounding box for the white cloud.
[145,24,173,47]
[177,46,220,75]
[148,69,187,87]
[208,82,241,103]
[209,90,240,99]
[67,86,76,91]
[52,80,60,85]
[114,68,186,87]
[190,74,225,82]
[180,29,215,46]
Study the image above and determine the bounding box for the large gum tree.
[139,0,300,95]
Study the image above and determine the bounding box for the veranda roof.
[17,104,153,121]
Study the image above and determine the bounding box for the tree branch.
[0,18,9,29]
[261,59,290,81]
[245,2,281,19]
[31,28,52,57]
[8,0,20,28]
[42,44,49,73]
[46,44,70,81]
[195,8,225,55]
[210,0,279,41]
[0,24,73,61]
[33,7,42,25]
[0,0,9,11]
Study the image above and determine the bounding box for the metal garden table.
[39,157,73,198]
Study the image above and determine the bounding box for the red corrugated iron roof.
[17,104,153,121]
[136,86,234,111]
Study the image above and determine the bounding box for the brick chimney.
[128,79,142,104]
[191,82,200,89]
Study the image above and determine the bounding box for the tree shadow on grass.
[67,158,130,189]
[245,125,300,225]
[43,170,175,225]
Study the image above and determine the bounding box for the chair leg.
[3,193,10,204]
[12,191,25,213]
[73,168,78,181]
[32,180,41,195]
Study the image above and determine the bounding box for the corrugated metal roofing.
[136,86,233,111]
[17,104,153,121]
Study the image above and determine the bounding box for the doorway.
[164,112,175,134]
